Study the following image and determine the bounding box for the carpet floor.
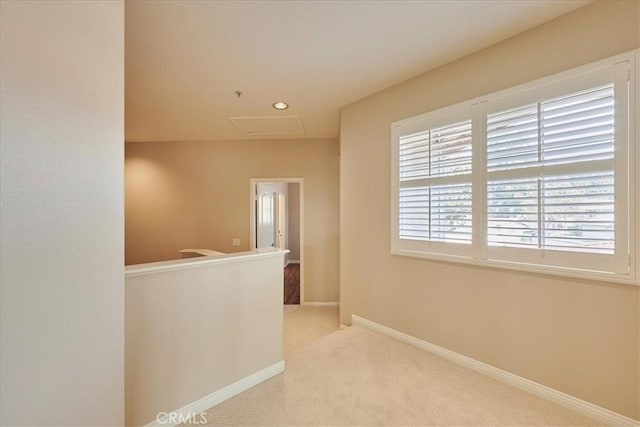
[283,305,340,356]
[199,324,599,426]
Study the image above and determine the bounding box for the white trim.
[634,51,640,288]
[352,315,639,427]
[287,260,300,264]
[485,158,614,181]
[302,301,339,307]
[390,124,400,255]
[391,248,637,286]
[472,101,488,260]
[250,178,305,304]
[146,361,285,427]
[125,248,288,277]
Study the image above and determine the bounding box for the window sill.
[391,248,638,287]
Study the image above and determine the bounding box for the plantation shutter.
[392,57,633,281]
[486,84,615,255]
[397,117,473,252]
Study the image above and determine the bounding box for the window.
[391,52,637,283]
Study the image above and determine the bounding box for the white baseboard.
[302,301,339,307]
[146,360,285,427]
[352,315,639,427]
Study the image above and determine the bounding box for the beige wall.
[288,183,301,261]
[126,252,285,426]
[125,138,339,302]
[0,1,125,425]
[340,0,639,420]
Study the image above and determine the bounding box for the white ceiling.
[125,0,591,142]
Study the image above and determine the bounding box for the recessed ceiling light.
[272,101,289,110]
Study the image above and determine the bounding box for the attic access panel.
[228,115,305,136]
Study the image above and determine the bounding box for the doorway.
[250,178,304,305]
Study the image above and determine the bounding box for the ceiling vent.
[228,115,305,136]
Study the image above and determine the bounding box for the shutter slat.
[488,141,539,157]
[399,146,429,156]
[488,150,539,164]
[399,120,473,181]
[542,123,613,143]
[487,178,539,248]
[487,84,614,173]
[430,120,473,178]
[399,131,429,181]
[487,130,538,148]
[542,86,613,112]
[487,121,538,139]
[398,186,429,241]
[398,180,472,243]
[488,104,538,124]
[543,172,613,186]
[542,111,612,132]
[399,131,430,145]
[543,152,614,166]
[542,137,613,153]
[540,85,614,168]
[542,103,612,127]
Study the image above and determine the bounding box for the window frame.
[390,50,638,286]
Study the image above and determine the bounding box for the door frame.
[250,177,305,304]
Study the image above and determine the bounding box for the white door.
[256,187,278,248]
[278,192,286,250]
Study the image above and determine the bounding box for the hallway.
[283,263,300,305]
